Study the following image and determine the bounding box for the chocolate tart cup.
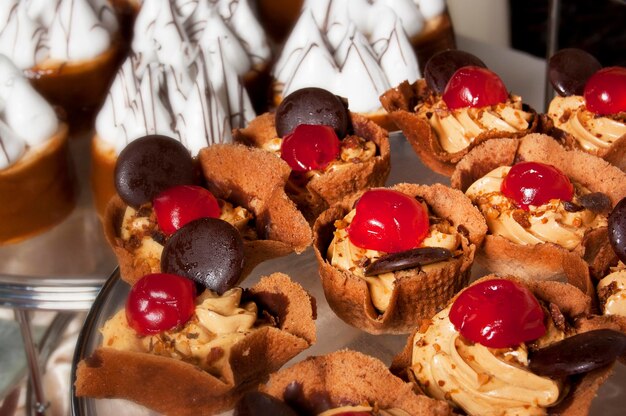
[104,144,312,286]
[0,123,75,245]
[313,183,487,334]
[409,11,456,73]
[380,79,539,176]
[75,273,316,416]
[540,113,626,173]
[260,350,454,416]
[233,112,391,222]
[451,134,626,290]
[391,275,614,416]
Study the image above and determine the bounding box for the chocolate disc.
[161,218,244,294]
[234,391,297,416]
[424,49,487,94]
[548,48,601,96]
[275,87,350,138]
[609,197,626,264]
[115,135,194,208]
[364,247,454,276]
[577,192,612,214]
[528,329,626,377]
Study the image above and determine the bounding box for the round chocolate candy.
[364,247,453,276]
[275,87,350,138]
[424,49,487,94]
[528,329,626,377]
[608,197,626,264]
[234,391,297,416]
[548,48,602,97]
[115,135,194,208]
[161,218,244,294]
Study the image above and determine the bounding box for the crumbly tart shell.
[313,183,487,334]
[233,112,391,223]
[0,123,75,244]
[380,79,539,176]
[450,134,626,287]
[104,145,312,286]
[391,275,617,416]
[539,114,626,173]
[75,273,316,416]
[261,349,454,416]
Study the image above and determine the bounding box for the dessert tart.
[391,275,626,416]
[543,48,626,172]
[0,0,124,132]
[75,271,316,416]
[451,133,626,293]
[234,87,391,223]
[91,50,256,216]
[270,0,421,130]
[381,50,538,176]
[0,55,75,245]
[313,183,487,334]
[104,135,311,286]
[234,350,453,416]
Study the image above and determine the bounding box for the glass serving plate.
[71,134,626,416]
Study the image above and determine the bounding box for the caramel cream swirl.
[597,267,626,317]
[101,288,258,377]
[465,166,607,250]
[411,305,563,415]
[548,96,626,152]
[319,405,410,416]
[416,95,532,154]
[327,207,461,312]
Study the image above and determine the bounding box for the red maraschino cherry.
[280,124,341,172]
[442,66,509,110]
[501,162,574,210]
[347,189,429,253]
[153,185,221,235]
[449,279,546,348]
[583,66,626,115]
[126,273,196,336]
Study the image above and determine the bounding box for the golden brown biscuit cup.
[380,79,539,176]
[90,134,116,218]
[104,143,312,286]
[451,133,626,295]
[233,112,391,222]
[391,275,619,416]
[0,123,75,245]
[313,183,487,334]
[260,350,454,416]
[75,273,316,416]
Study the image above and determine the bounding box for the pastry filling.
[327,206,462,312]
[416,95,533,154]
[548,96,626,152]
[411,303,566,415]
[101,287,265,378]
[465,166,607,250]
[597,265,626,317]
[318,405,410,416]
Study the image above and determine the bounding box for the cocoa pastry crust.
[451,134,626,288]
[90,134,116,217]
[313,183,487,334]
[0,123,75,244]
[233,112,391,222]
[540,114,626,173]
[261,350,454,416]
[104,144,312,286]
[391,275,612,416]
[380,79,538,176]
[75,273,316,416]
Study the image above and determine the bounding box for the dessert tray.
[70,134,626,416]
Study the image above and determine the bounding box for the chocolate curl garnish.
[364,247,454,276]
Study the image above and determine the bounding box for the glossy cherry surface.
[281,124,341,172]
[584,66,626,115]
[450,279,546,348]
[347,189,429,253]
[126,273,196,336]
[501,162,573,210]
[442,66,508,110]
[153,185,221,235]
